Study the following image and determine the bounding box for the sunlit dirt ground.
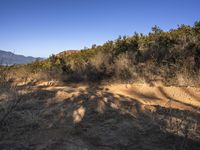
[0,82,200,150]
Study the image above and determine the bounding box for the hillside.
[3,21,200,86]
[0,22,200,150]
[0,50,43,65]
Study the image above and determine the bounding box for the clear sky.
[0,0,199,57]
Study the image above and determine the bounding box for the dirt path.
[106,83,200,112]
[41,82,200,113]
[1,82,200,150]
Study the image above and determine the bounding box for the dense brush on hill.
[2,21,200,86]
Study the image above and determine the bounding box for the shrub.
[114,52,136,80]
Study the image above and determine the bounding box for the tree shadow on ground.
[0,82,200,150]
[157,86,200,111]
[181,87,200,102]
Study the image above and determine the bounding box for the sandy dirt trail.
[42,82,200,113]
[105,83,200,112]
[1,82,200,150]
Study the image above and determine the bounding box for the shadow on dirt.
[0,82,200,150]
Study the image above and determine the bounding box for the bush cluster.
[4,21,200,86]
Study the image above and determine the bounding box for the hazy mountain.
[0,50,43,65]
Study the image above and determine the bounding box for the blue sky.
[0,0,199,57]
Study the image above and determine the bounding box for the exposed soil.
[0,82,200,150]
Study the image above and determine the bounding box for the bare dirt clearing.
[0,82,200,150]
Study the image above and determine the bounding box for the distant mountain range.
[0,50,43,65]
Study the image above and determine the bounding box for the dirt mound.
[0,83,200,150]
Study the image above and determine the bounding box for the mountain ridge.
[0,50,43,65]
